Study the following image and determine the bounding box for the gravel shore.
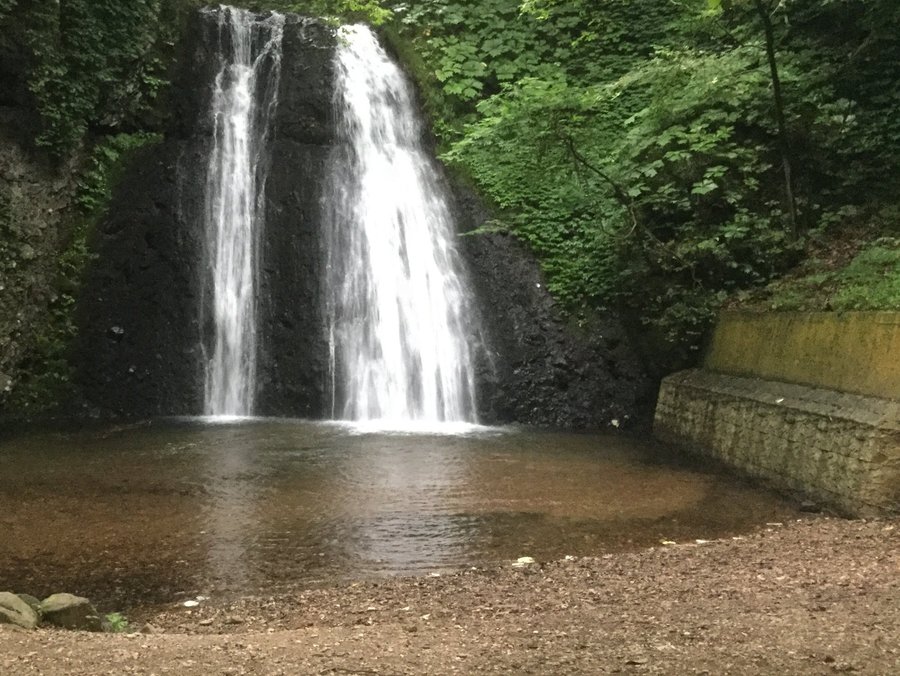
[2,516,898,674]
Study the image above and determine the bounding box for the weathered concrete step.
[655,369,900,517]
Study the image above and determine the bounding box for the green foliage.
[400,0,900,364]
[103,612,130,633]
[76,132,163,214]
[446,42,796,356]
[832,240,900,310]
[10,2,169,154]
[444,76,614,307]
[759,237,900,312]
[388,0,682,138]
[603,47,799,348]
[263,0,392,25]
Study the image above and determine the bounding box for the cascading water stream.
[203,7,284,417]
[324,25,478,426]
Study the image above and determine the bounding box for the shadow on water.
[0,418,801,611]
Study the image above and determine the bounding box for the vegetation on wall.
[5,132,162,412]
[0,1,177,413]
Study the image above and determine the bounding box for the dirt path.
[2,516,898,674]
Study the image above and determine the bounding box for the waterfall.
[324,25,478,426]
[203,7,284,417]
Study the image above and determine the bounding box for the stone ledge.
[654,369,900,517]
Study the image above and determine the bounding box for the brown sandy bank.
[2,516,898,675]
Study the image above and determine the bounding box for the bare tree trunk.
[755,0,800,241]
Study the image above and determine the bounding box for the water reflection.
[333,433,470,572]
[201,424,265,593]
[0,420,800,609]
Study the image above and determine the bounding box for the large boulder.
[39,593,102,632]
[0,591,39,629]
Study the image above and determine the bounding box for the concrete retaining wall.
[705,311,899,400]
[655,370,900,515]
[654,311,900,516]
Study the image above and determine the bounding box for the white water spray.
[324,25,478,425]
[203,7,284,417]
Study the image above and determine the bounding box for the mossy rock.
[16,593,41,616]
[39,593,102,632]
[0,591,39,629]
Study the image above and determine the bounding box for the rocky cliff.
[0,22,81,415]
[72,8,651,427]
[75,10,337,418]
[451,181,651,428]
[0,121,79,410]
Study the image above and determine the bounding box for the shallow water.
[0,419,799,611]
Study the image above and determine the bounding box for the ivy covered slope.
[380,0,900,370]
[0,1,180,415]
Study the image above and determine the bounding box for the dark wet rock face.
[74,9,650,427]
[74,137,206,416]
[75,12,337,418]
[74,10,215,417]
[255,18,336,418]
[460,231,651,428]
[452,185,652,428]
[0,126,79,412]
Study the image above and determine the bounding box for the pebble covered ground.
[2,516,898,674]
